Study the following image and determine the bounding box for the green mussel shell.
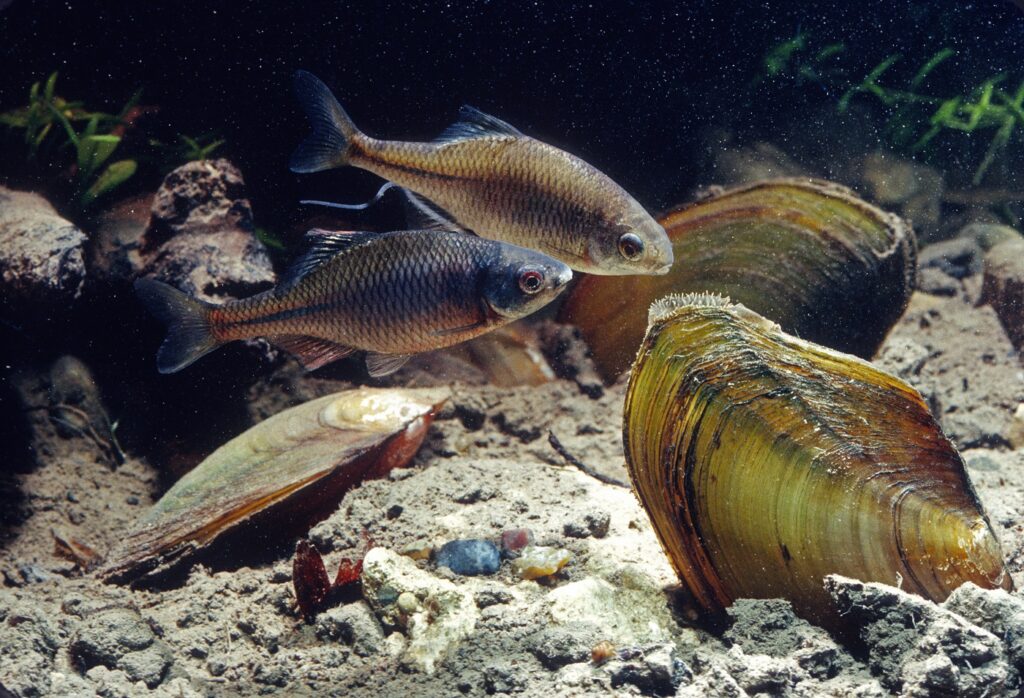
[623,293,1011,624]
[561,178,917,380]
[102,387,448,585]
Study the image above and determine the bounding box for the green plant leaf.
[81,159,136,206]
[44,72,58,103]
[77,134,121,174]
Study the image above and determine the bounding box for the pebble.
[435,539,501,576]
[499,528,534,559]
[511,545,572,580]
[981,238,1024,350]
[1007,404,1024,450]
[315,602,385,657]
[563,510,611,539]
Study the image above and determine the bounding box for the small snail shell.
[623,293,1011,624]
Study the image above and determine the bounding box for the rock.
[545,576,679,646]
[315,602,385,657]
[499,528,533,559]
[474,586,513,609]
[0,604,61,698]
[563,509,611,539]
[958,223,1022,252]
[607,643,689,696]
[360,547,478,674]
[527,624,599,669]
[861,151,945,240]
[724,598,847,680]
[824,575,1010,696]
[719,645,802,695]
[69,607,173,689]
[139,160,275,304]
[0,187,87,321]
[942,583,1024,675]
[981,238,1024,350]
[919,237,983,280]
[89,194,152,283]
[511,546,572,580]
[482,662,528,693]
[917,267,960,296]
[676,663,745,698]
[435,539,501,576]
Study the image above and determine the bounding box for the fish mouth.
[654,262,673,275]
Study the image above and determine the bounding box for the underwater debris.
[622,293,1012,627]
[289,70,672,276]
[101,387,447,585]
[560,178,917,380]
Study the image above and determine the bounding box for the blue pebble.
[435,539,501,576]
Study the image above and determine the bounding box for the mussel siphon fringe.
[102,387,448,585]
[623,293,1011,625]
[560,178,918,380]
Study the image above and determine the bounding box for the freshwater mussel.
[622,293,1011,624]
[102,387,448,585]
[561,178,918,380]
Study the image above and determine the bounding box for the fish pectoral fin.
[435,105,523,143]
[281,229,382,289]
[365,352,413,378]
[432,320,486,337]
[399,188,472,234]
[270,335,356,371]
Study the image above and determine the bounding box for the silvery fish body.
[289,70,673,276]
[135,229,571,376]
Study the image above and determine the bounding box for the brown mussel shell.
[622,293,1011,625]
[560,178,917,380]
[102,387,448,585]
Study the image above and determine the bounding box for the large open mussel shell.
[561,178,917,380]
[623,293,1010,624]
[102,387,448,585]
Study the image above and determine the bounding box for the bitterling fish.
[136,229,572,376]
[289,70,673,276]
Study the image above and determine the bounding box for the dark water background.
[4,0,1024,233]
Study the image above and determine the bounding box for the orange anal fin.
[270,335,355,371]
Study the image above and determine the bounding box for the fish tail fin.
[290,70,361,173]
[134,278,221,374]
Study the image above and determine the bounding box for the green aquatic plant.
[149,132,226,172]
[760,35,1024,185]
[0,72,139,208]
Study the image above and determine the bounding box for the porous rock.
[918,237,983,280]
[0,187,87,321]
[315,601,385,657]
[563,509,611,539]
[526,623,600,669]
[0,603,61,698]
[824,575,1010,696]
[360,547,478,674]
[982,238,1024,350]
[725,598,847,680]
[942,583,1024,676]
[139,160,274,304]
[68,606,174,688]
[607,643,689,696]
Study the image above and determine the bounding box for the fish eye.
[518,269,544,295]
[618,233,645,261]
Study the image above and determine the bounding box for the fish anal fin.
[282,229,381,288]
[399,188,471,233]
[271,335,355,371]
[365,352,412,378]
[435,105,523,143]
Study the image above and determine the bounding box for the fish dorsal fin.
[365,352,412,377]
[282,229,379,287]
[270,335,355,371]
[399,187,471,233]
[434,105,522,143]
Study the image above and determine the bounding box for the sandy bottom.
[1,288,1023,697]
